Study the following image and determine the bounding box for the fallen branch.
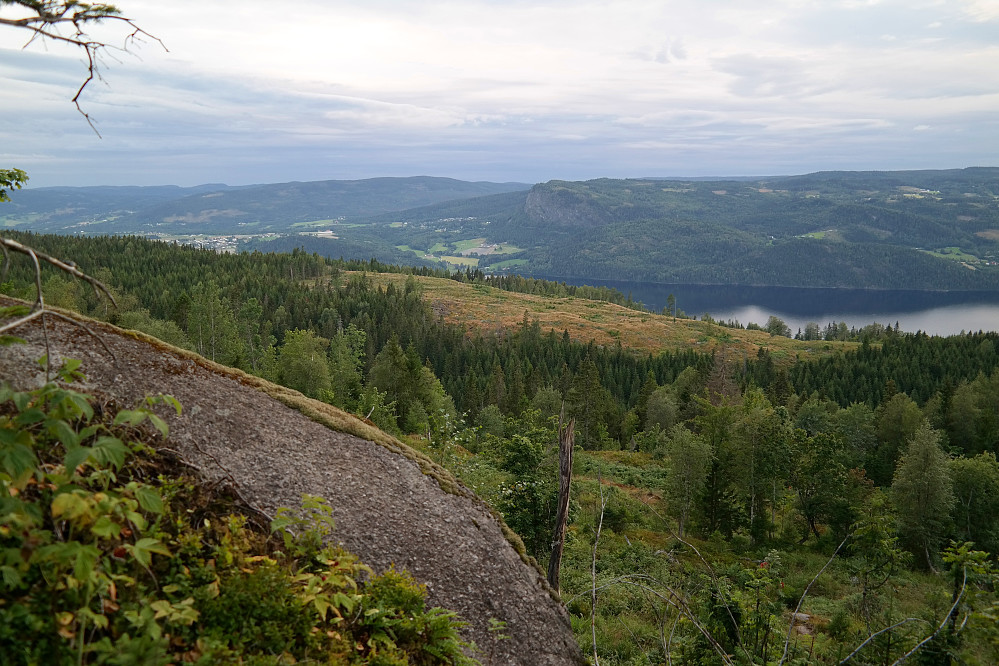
[591,471,607,666]
[0,237,118,372]
[838,618,931,664]
[778,534,851,665]
[890,567,967,666]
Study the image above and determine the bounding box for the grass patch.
[923,246,979,261]
[489,258,529,269]
[439,255,479,267]
[452,238,488,252]
[488,243,525,255]
[357,271,855,362]
[801,230,831,239]
[289,219,344,228]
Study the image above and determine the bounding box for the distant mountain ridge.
[1,176,531,233]
[5,168,999,290]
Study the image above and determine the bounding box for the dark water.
[536,278,999,336]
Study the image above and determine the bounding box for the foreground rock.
[0,304,584,665]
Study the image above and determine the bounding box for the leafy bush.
[0,365,476,665]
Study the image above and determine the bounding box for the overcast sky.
[2,0,998,187]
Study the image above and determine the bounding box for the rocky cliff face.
[524,182,613,227]
[0,300,585,665]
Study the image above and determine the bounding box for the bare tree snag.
[547,417,574,593]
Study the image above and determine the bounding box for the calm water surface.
[536,278,999,336]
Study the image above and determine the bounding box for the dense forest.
[3,232,999,664]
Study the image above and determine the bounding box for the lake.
[534,277,999,336]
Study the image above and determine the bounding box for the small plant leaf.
[135,486,164,514]
[129,537,170,567]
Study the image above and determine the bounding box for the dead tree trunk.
[547,418,574,593]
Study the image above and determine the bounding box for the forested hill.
[5,168,999,290]
[0,176,530,233]
[357,167,999,290]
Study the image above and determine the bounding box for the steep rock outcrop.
[0,303,584,665]
[524,181,613,227]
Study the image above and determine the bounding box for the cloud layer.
[2,0,997,186]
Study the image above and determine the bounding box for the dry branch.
[0,236,118,370]
[778,534,851,665]
[1,1,166,133]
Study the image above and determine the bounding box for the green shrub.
[1,366,475,665]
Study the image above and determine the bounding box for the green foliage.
[493,420,559,561]
[367,335,455,434]
[0,371,178,665]
[892,423,955,569]
[7,231,999,664]
[778,331,999,417]
[187,281,243,366]
[949,453,999,554]
[327,322,366,410]
[277,328,332,398]
[0,168,28,202]
[765,315,791,338]
[200,563,314,655]
[0,369,474,665]
[791,431,859,541]
[643,385,678,431]
[117,309,192,349]
[660,426,712,537]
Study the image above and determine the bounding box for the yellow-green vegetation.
[451,238,488,253]
[484,244,523,255]
[1,215,35,228]
[6,234,999,665]
[490,259,529,269]
[361,271,853,361]
[395,240,525,264]
[290,219,343,228]
[801,230,829,239]
[439,255,479,267]
[923,246,980,262]
[0,366,475,665]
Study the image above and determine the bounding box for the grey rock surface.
[0,307,585,665]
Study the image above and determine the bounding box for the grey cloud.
[779,1,999,49]
[713,54,826,98]
[4,5,997,190]
[632,37,687,65]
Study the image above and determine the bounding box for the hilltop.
[359,271,855,362]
